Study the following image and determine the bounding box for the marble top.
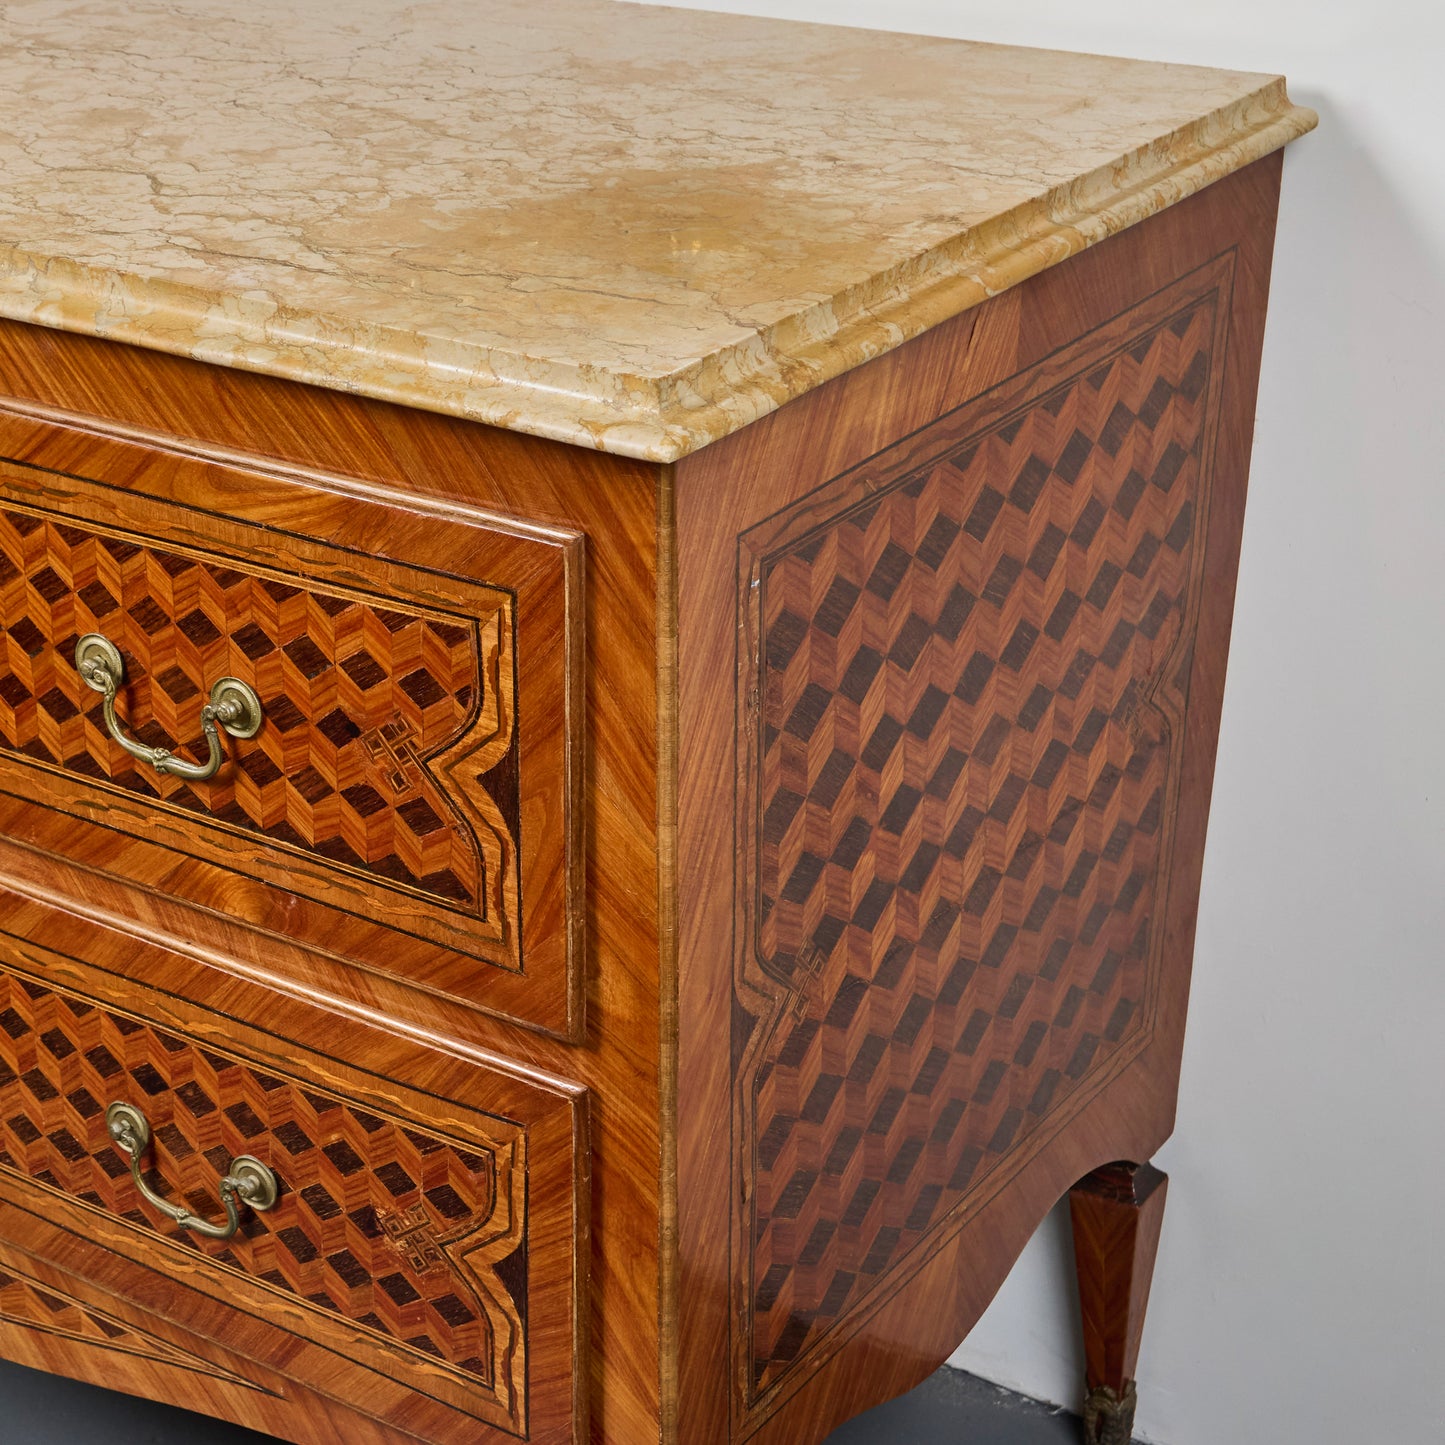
[0,0,1315,461]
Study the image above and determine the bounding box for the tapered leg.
[1068,1161,1168,1445]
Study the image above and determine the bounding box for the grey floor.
[0,1359,1105,1442]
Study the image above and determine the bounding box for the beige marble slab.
[0,0,1314,461]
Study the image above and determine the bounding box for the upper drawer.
[0,404,582,1038]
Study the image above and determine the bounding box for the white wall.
[640,3,1445,1440]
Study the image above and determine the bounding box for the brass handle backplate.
[75,633,263,782]
[105,1101,279,1242]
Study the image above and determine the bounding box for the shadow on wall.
[954,89,1445,1445]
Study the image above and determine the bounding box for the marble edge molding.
[0,81,1315,464]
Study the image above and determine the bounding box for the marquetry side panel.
[733,275,1228,1408]
[0,965,529,1429]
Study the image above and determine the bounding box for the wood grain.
[732,265,1225,1413]
[0,148,1289,1445]
[0,888,587,1442]
[0,1244,274,1397]
[0,327,666,1443]
[1069,1158,1168,1440]
[0,413,582,1040]
[0,1235,387,1445]
[674,153,1284,1444]
[0,963,527,1419]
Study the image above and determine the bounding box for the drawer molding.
[0,1248,274,1393]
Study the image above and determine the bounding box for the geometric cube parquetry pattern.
[0,968,523,1392]
[0,507,509,908]
[740,299,1217,1398]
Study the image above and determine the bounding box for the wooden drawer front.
[0,965,506,1391]
[0,926,585,1443]
[0,407,582,1037]
[0,503,496,908]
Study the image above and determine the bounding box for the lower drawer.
[0,895,587,1445]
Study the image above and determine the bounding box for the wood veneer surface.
[0,893,586,1443]
[0,324,666,1444]
[0,429,582,1038]
[0,148,1287,1444]
[674,154,1281,1445]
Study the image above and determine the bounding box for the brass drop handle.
[105,1101,279,1242]
[75,633,263,782]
